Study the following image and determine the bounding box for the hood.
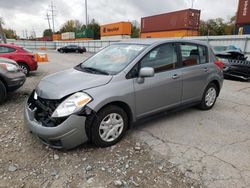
[36,68,112,99]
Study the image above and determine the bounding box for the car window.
[180,44,200,66]
[81,44,146,75]
[140,43,177,73]
[0,46,16,53]
[198,46,208,64]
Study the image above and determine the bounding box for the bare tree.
[0,17,7,43]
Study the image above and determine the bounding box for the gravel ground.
[0,51,201,188]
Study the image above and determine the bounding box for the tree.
[87,19,100,39]
[199,18,227,36]
[131,20,140,38]
[3,29,17,39]
[60,19,83,33]
[43,29,53,37]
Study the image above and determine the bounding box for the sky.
[0,0,239,37]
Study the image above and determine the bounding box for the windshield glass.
[80,44,146,75]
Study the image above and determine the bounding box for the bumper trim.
[24,104,89,149]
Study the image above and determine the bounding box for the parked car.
[213,45,247,61]
[0,58,26,104]
[213,45,250,80]
[57,45,87,53]
[24,39,224,149]
[0,44,38,76]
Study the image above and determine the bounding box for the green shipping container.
[75,29,94,38]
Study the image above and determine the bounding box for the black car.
[0,58,26,104]
[221,59,250,81]
[213,45,247,61]
[213,46,250,80]
[57,45,86,53]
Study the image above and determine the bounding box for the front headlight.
[0,63,19,72]
[52,92,92,118]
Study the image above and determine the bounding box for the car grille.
[27,91,66,127]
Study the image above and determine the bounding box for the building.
[100,22,132,40]
[140,9,201,38]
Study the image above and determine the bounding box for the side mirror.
[139,67,155,78]
[137,67,155,84]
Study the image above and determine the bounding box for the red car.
[0,44,38,75]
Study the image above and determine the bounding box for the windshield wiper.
[82,67,110,75]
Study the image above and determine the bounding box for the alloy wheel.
[205,87,217,107]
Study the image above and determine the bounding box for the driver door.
[133,43,182,118]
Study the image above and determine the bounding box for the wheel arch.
[92,101,135,128]
[0,76,8,90]
[209,80,221,96]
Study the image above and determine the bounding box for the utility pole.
[191,0,194,9]
[0,18,7,43]
[85,0,88,28]
[45,12,52,31]
[49,1,56,33]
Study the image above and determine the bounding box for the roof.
[115,38,209,46]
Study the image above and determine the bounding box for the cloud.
[0,0,239,37]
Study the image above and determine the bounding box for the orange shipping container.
[52,34,62,41]
[101,22,132,37]
[140,30,198,38]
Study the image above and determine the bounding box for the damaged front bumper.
[24,101,89,150]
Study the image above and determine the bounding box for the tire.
[76,50,79,53]
[59,49,63,53]
[18,63,30,76]
[198,83,218,110]
[90,105,128,147]
[0,80,7,104]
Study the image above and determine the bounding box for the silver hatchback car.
[24,39,224,149]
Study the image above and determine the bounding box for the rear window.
[180,44,208,66]
[0,46,16,53]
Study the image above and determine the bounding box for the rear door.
[179,43,210,103]
[133,43,183,118]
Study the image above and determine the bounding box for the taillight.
[214,61,224,69]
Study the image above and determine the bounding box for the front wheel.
[90,105,128,147]
[0,80,7,104]
[198,83,218,110]
[18,63,30,76]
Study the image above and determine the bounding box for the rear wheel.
[0,80,7,104]
[198,83,218,110]
[90,105,128,147]
[18,63,30,76]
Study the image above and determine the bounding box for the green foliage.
[199,15,236,36]
[87,19,100,39]
[131,20,140,38]
[60,19,83,33]
[43,29,53,37]
[3,29,17,39]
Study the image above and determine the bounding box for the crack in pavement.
[136,129,248,186]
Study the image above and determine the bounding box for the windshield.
[80,44,146,75]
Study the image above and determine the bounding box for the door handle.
[204,67,209,72]
[172,74,180,79]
